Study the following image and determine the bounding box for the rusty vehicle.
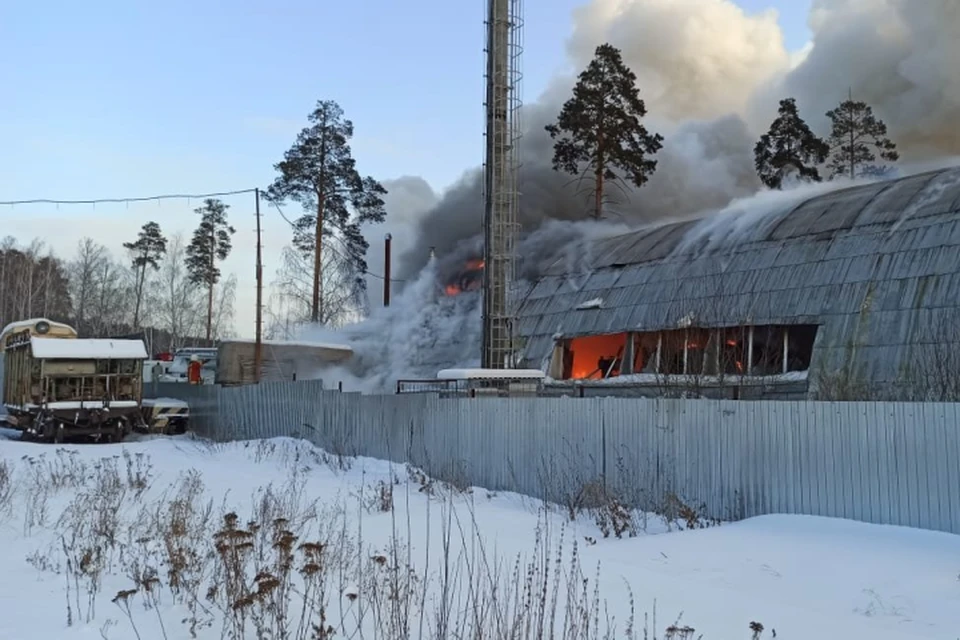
[2,322,149,443]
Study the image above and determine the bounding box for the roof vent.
[34,320,50,335]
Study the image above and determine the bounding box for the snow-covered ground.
[0,432,956,639]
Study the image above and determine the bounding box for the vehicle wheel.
[107,424,124,443]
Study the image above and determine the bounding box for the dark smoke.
[384,0,960,285]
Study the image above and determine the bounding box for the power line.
[0,187,406,284]
[0,188,258,207]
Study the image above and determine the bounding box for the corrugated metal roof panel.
[772,240,831,266]
[620,222,698,263]
[611,264,652,288]
[857,170,960,227]
[526,276,565,300]
[923,272,960,307]
[767,183,883,241]
[851,171,940,227]
[580,269,623,291]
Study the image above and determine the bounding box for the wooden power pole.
[254,188,263,383]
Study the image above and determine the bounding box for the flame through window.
[555,324,818,381]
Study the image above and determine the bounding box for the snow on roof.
[437,368,546,380]
[575,298,603,310]
[223,338,353,353]
[0,318,75,339]
[30,337,148,360]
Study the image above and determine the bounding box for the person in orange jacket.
[187,355,203,385]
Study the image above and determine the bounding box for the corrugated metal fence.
[156,382,960,535]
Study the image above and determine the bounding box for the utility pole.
[254,188,263,383]
[383,233,392,307]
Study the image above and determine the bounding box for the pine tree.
[265,99,387,324]
[754,98,829,189]
[545,43,663,220]
[185,199,235,342]
[825,95,899,180]
[123,221,167,328]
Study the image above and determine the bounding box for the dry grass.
[7,441,771,640]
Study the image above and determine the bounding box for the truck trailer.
[2,319,190,443]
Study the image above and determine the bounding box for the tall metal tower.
[481,0,523,369]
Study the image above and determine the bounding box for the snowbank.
[0,437,955,639]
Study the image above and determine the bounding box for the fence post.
[601,405,607,492]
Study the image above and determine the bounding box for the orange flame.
[444,258,486,296]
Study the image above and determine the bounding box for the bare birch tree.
[151,233,204,349]
[68,238,110,335]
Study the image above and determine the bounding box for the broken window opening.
[633,332,659,374]
[563,332,628,380]
[552,324,819,381]
[684,328,711,375]
[750,326,785,375]
[786,325,818,371]
[659,330,687,375]
[719,326,749,375]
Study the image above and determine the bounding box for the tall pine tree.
[185,199,235,342]
[825,95,899,180]
[265,99,387,324]
[545,43,663,220]
[123,221,167,329]
[754,98,829,189]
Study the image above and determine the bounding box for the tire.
[107,423,124,444]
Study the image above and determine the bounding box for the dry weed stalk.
[13,441,760,640]
[0,459,14,519]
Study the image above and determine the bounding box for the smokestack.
[383,233,392,307]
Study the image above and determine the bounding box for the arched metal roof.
[515,167,960,399]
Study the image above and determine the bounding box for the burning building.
[444,258,485,296]
[510,166,960,401]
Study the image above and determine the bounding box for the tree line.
[23,44,896,342]
[0,198,238,354]
[542,43,900,219]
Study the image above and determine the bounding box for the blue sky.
[0,0,811,337]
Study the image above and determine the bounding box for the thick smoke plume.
[390,0,960,282]
[304,0,960,391]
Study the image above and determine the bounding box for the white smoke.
[361,176,437,299]
[303,219,631,392]
[302,257,484,394]
[321,0,960,390]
